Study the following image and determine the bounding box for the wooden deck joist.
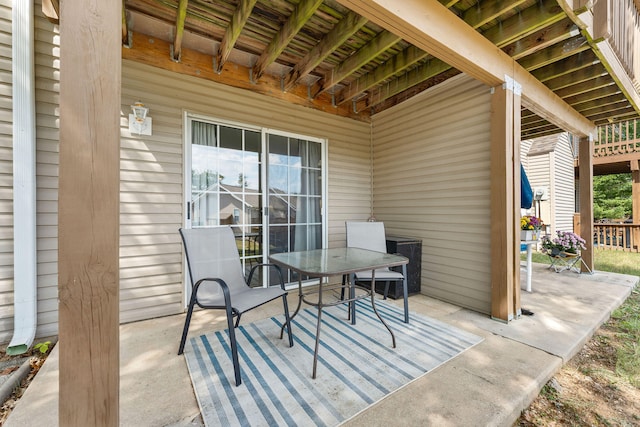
[337,0,596,137]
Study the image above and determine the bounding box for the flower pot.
[520,230,541,241]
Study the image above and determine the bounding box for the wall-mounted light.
[128,101,152,135]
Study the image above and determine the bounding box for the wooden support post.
[58,1,121,426]
[490,77,521,322]
[631,160,640,250]
[578,136,594,273]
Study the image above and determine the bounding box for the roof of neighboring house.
[527,134,562,156]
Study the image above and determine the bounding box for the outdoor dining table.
[269,247,409,378]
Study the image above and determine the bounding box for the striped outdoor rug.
[184,299,482,427]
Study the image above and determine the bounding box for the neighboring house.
[521,133,577,235]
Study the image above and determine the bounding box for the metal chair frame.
[178,226,294,386]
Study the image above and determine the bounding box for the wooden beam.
[489,81,521,322]
[544,64,607,91]
[369,68,462,113]
[554,74,613,98]
[122,32,367,121]
[461,0,530,29]
[517,35,591,72]
[59,0,121,425]
[344,0,567,108]
[632,163,640,249]
[593,40,640,117]
[593,151,640,165]
[42,0,59,24]
[629,159,640,221]
[563,84,620,106]
[512,85,522,319]
[172,0,189,62]
[336,44,428,104]
[215,0,258,73]
[122,0,129,46]
[336,0,595,136]
[311,30,401,97]
[530,50,598,83]
[578,136,594,272]
[557,0,640,117]
[586,106,638,123]
[502,18,578,60]
[283,11,367,91]
[367,57,451,107]
[481,0,567,48]
[252,0,323,82]
[577,99,631,116]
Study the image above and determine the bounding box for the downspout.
[7,0,37,355]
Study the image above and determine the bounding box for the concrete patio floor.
[5,262,638,427]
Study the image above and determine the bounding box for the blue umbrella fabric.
[521,164,533,209]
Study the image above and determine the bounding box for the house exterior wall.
[523,132,576,236]
[118,60,372,324]
[0,6,373,342]
[527,153,552,227]
[552,133,576,232]
[0,0,13,342]
[33,1,60,340]
[371,74,492,314]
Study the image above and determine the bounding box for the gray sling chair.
[178,226,294,386]
[344,221,409,323]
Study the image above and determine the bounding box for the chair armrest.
[193,277,232,306]
[247,263,286,290]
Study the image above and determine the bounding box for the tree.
[593,173,632,220]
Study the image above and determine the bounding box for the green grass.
[610,288,640,387]
[523,249,640,277]
[524,249,640,386]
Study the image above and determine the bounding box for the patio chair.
[345,221,409,323]
[178,226,294,386]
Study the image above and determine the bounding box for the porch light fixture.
[128,101,152,135]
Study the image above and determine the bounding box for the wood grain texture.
[490,84,517,322]
[58,0,121,425]
[578,136,594,272]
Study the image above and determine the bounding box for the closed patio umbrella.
[521,164,533,209]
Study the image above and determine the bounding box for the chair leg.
[225,305,242,386]
[402,264,409,323]
[383,281,390,299]
[282,295,294,347]
[178,293,198,355]
[349,273,356,325]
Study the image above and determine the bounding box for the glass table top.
[269,247,408,276]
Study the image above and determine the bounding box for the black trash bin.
[375,236,422,299]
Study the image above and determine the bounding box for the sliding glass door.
[185,114,326,287]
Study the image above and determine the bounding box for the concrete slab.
[4,266,638,427]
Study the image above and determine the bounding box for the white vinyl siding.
[33,4,59,339]
[0,0,12,343]
[1,23,371,340]
[523,132,576,236]
[552,133,576,232]
[527,152,552,228]
[371,74,492,314]
[119,60,371,323]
